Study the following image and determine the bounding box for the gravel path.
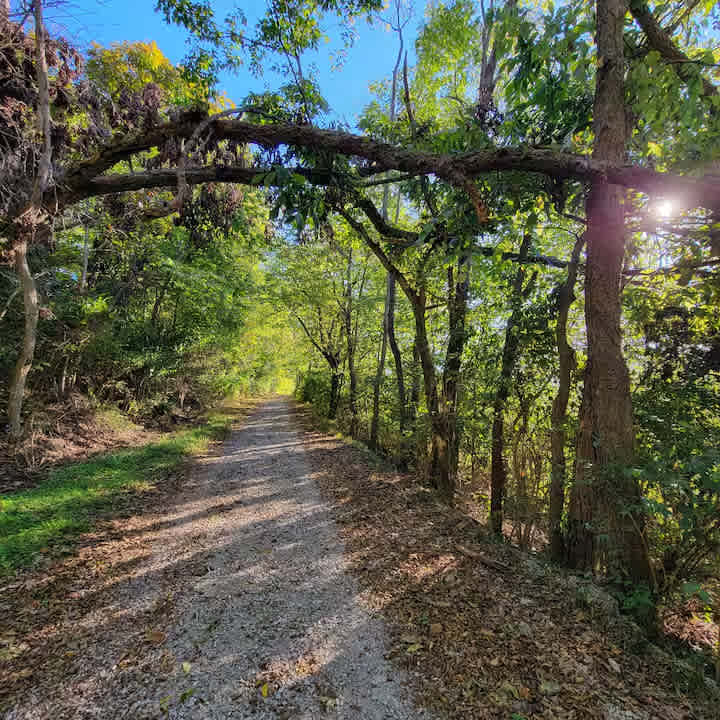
[7,398,430,720]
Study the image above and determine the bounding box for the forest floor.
[294,404,718,720]
[1,397,431,720]
[0,397,716,719]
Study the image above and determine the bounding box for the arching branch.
[56,118,720,215]
[54,165,336,205]
[338,209,418,305]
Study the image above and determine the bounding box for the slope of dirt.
[1,398,431,720]
[0,398,159,494]
[293,405,717,720]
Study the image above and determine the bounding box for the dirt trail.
[5,398,430,720]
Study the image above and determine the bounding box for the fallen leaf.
[146,630,165,645]
[540,680,562,696]
[499,680,519,699]
[400,634,421,644]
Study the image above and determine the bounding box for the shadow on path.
[2,398,433,720]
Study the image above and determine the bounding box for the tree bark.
[409,277,458,502]
[7,0,52,440]
[343,248,359,438]
[57,120,720,214]
[567,0,653,588]
[409,286,446,495]
[79,222,90,294]
[386,274,406,427]
[549,234,584,562]
[409,340,420,426]
[370,275,390,449]
[340,209,458,500]
[151,275,172,329]
[442,253,471,488]
[7,233,40,438]
[490,234,534,536]
[383,26,408,431]
[59,353,70,399]
[329,367,341,420]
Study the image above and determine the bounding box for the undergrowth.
[0,409,233,576]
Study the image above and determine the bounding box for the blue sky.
[40,0,421,127]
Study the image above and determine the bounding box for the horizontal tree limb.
[56,117,720,213]
[65,165,718,278]
[54,165,336,206]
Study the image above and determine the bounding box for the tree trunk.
[442,253,471,486]
[490,234,534,535]
[8,234,40,439]
[369,15,406,448]
[59,353,70,398]
[79,222,90,294]
[151,275,171,329]
[339,210,451,498]
[409,340,420,426]
[567,0,653,588]
[343,249,359,438]
[370,272,406,445]
[549,234,584,562]
[386,273,407,428]
[370,274,390,449]
[511,393,531,546]
[410,287,455,501]
[345,334,358,435]
[7,0,52,440]
[328,367,341,420]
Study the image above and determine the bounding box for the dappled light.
[1,0,719,717]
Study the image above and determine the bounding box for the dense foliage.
[1,0,719,636]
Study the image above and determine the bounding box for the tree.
[369,0,410,449]
[5,0,52,439]
[548,232,584,561]
[3,0,720,598]
[567,0,653,588]
[490,233,536,535]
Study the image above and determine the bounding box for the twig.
[455,544,509,572]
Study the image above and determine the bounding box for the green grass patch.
[0,411,233,577]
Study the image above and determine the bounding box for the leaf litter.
[294,405,716,720]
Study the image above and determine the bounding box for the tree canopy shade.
[2,0,720,633]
